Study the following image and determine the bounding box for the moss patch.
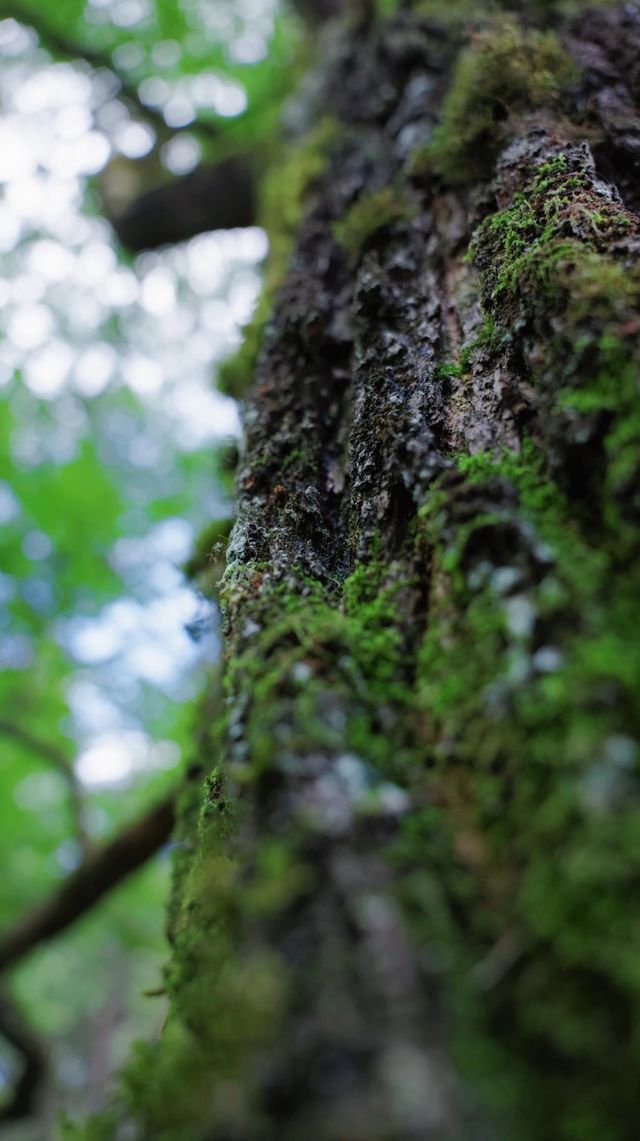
[473,153,636,318]
[401,443,640,1140]
[332,185,412,257]
[470,142,640,546]
[398,122,640,1139]
[423,19,575,184]
[220,552,420,781]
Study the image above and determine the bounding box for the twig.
[0,719,92,860]
[0,988,47,1122]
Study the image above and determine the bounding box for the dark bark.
[82,5,640,1140]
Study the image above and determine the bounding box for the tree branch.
[111,152,256,251]
[0,719,92,860]
[0,794,175,974]
[0,988,47,1123]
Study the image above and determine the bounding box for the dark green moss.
[405,111,640,1138]
[471,145,640,551]
[332,185,412,257]
[423,19,575,184]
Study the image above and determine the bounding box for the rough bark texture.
[74,4,640,1140]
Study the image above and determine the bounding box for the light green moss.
[221,555,417,779]
[473,155,635,315]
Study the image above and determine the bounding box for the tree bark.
[93,5,640,1140]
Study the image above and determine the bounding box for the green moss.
[474,155,636,317]
[332,185,412,256]
[558,338,640,547]
[94,750,292,1141]
[405,434,640,1139]
[435,316,506,379]
[80,550,423,1141]
[217,118,339,398]
[417,130,640,1133]
[470,146,640,555]
[60,1114,118,1141]
[78,450,640,1141]
[70,57,640,1140]
[435,361,466,380]
[425,19,575,184]
[460,315,506,365]
[128,939,287,1139]
[222,555,417,779]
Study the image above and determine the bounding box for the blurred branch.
[0,988,47,1123]
[0,719,92,860]
[111,152,256,251]
[0,793,175,975]
[0,0,220,144]
[291,0,346,24]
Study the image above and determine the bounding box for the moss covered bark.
[68,3,640,1139]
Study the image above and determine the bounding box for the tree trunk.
[106,5,640,1140]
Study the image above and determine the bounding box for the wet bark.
[126,6,640,1141]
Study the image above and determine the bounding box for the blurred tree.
[3,1,640,1140]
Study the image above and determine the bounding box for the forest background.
[0,0,297,1133]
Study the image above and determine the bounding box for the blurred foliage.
[5,0,304,157]
[0,0,302,1133]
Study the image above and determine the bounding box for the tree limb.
[0,794,175,974]
[111,152,256,251]
[0,988,47,1123]
[0,719,92,860]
